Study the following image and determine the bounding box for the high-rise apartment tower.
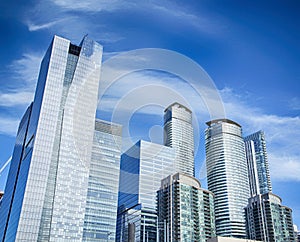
[205,119,250,239]
[164,102,194,176]
[157,173,216,242]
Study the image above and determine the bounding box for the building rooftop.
[206,118,241,128]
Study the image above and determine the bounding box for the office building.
[157,173,216,241]
[116,140,176,242]
[0,35,102,241]
[83,119,122,241]
[244,131,272,196]
[246,193,295,242]
[205,119,250,238]
[164,102,194,176]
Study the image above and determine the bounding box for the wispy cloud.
[289,97,300,111]
[50,0,129,13]
[0,117,19,136]
[26,19,64,31]
[97,72,300,182]
[220,87,300,182]
[0,91,33,107]
[9,52,42,84]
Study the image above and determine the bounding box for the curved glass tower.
[205,119,250,238]
[164,102,194,176]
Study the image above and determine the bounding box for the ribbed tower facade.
[0,35,102,241]
[244,131,272,197]
[164,102,194,176]
[205,119,250,239]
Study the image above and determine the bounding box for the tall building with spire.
[205,119,250,239]
[244,131,272,197]
[0,35,103,241]
[164,102,194,176]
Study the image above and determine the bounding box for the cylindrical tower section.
[205,119,250,239]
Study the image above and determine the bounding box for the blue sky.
[0,0,299,228]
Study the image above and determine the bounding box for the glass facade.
[116,140,176,242]
[246,193,295,242]
[83,119,122,241]
[244,131,272,196]
[157,173,216,242]
[0,35,103,241]
[164,102,194,176]
[205,119,250,238]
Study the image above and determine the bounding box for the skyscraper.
[83,119,122,241]
[246,193,295,242]
[164,102,195,176]
[244,131,272,197]
[0,35,103,241]
[205,119,250,238]
[116,140,176,242]
[157,172,216,242]
[244,131,295,241]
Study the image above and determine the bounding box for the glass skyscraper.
[164,102,194,176]
[244,131,295,241]
[83,119,122,241]
[244,131,272,197]
[157,172,216,242]
[205,119,250,239]
[0,35,103,241]
[116,140,176,242]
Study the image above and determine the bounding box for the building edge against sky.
[0,35,103,241]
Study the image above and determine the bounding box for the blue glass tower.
[244,131,272,197]
[116,140,176,242]
[0,35,103,241]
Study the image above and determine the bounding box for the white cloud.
[220,87,300,182]
[0,117,19,136]
[0,91,33,107]
[98,76,300,182]
[270,155,300,181]
[289,97,300,111]
[9,52,42,84]
[51,0,127,13]
[26,19,64,31]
